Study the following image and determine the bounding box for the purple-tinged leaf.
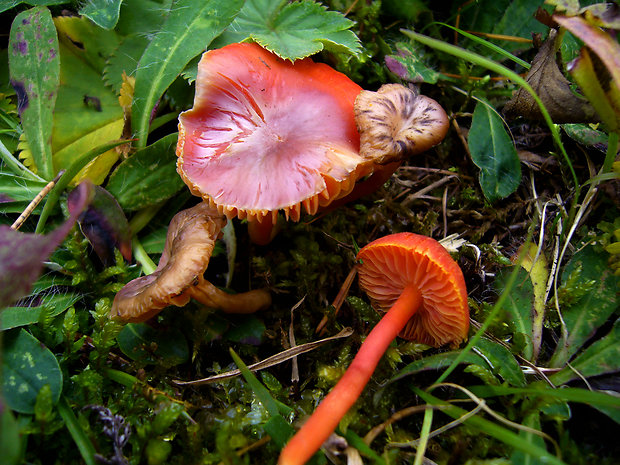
[69,184,131,266]
[0,182,89,309]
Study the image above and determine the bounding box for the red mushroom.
[278,232,469,465]
[110,202,271,323]
[177,43,449,244]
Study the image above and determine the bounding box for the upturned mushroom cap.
[354,83,450,165]
[177,42,374,224]
[110,202,226,323]
[356,232,469,347]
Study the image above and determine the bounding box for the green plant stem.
[57,396,97,465]
[604,131,618,174]
[413,407,433,465]
[0,139,45,182]
[133,236,157,275]
[35,140,131,233]
[129,203,164,236]
[401,30,580,224]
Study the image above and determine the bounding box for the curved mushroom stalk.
[278,233,468,465]
[110,202,271,323]
[187,279,271,314]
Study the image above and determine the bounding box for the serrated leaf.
[9,7,60,180]
[549,244,619,368]
[79,0,123,30]
[468,99,521,202]
[550,318,620,385]
[214,0,362,61]
[1,328,62,414]
[131,0,244,148]
[106,133,184,211]
[104,35,150,93]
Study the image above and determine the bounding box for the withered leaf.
[503,29,598,123]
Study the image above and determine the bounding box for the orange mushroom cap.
[356,232,469,347]
[177,42,372,225]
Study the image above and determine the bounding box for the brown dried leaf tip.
[354,83,449,164]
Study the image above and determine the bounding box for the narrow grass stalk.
[430,22,531,70]
[57,396,97,465]
[413,407,433,465]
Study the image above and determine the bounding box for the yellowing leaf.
[53,119,124,185]
[119,73,135,114]
[16,135,36,173]
[518,243,549,361]
[47,42,124,184]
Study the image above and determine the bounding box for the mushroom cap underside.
[177,42,373,223]
[110,202,225,322]
[356,232,469,347]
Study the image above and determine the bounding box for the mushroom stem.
[247,215,279,246]
[188,279,272,314]
[278,284,422,465]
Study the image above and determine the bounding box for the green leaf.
[474,338,526,387]
[0,172,48,213]
[104,34,150,93]
[8,7,60,180]
[116,323,189,366]
[495,267,534,360]
[213,0,362,60]
[389,350,486,384]
[0,404,21,465]
[549,244,619,368]
[469,384,620,423]
[468,99,521,202]
[1,328,62,414]
[385,42,441,84]
[1,293,80,330]
[106,133,185,211]
[131,0,244,148]
[510,409,546,465]
[79,0,123,30]
[550,318,620,385]
[49,41,124,184]
[224,315,265,345]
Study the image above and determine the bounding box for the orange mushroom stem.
[278,233,469,465]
